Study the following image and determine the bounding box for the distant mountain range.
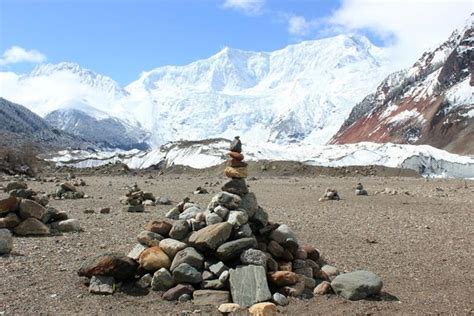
[0,15,472,155]
[332,15,473,154]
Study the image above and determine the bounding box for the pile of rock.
[355,183,368,196]
[4,181,49,206]
[120,184,157,212]
[53,182,86,200]
[77,138,383,312]
[222,136,249,196]
[319,188,340,201]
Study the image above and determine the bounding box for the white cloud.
[0,46,46,66]
[288,15,311,36]
[327,0,473,68]
[223,0,265,15]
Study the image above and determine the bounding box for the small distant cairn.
[77,137,383,309]
[53,182,86,200]
[0,181,81,254]
[355,183,368,196]
[120,183,157,212]
[319,188,340,201]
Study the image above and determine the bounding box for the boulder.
[139,246,171,271]
[170,247,204,271]
[205,212,223,225]
[272,292,289,306]
[240,249,267,267]
[89,276,115,295]
[193,290,230,305]
[227,210,249,227]
[240,192,258,217]
[229,265,272,307]
[78,253,138,281]
[18,199,47,220]
[0,197,19,216]
[221,179,249,197]
[330,270,383,300]
[172,263,202,284]
[137,231,163,247]
[216,237,258,261]
[213,205,229,220]
[169,220,190,240]
[0,229,13,254]
[14,218,50,236]
[209,192,241,210]
[178,206,201,220]
[151,268,175,291]
[248,302,277,316]
[162,284,194,301]
[269,224,296,244]
[188,222,233,251]
[159,238,187,259]
[55,219,81,232]
[145,220,172,236]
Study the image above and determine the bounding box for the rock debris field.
[0,171,473,314]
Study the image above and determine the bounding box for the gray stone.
[272,292,289,306]
[127,243,148,260]
[202,270,214,280]
[143,192,156,201]
[221,178,248,197]
[202,279,226,290]
[209,192,241,210]
[219,270,230,283]
[240,192,258,218]
[188,222,233,251]
[229,265,271,307]
[331,270,383,300]
[233,223,253,238]
[158,196,172,205]
[122,205,144,212]
[169,220,190,240]
[6,181,27,192]
[165,207,180,220]
[56,219,81,232]
[209,261,228,277]
[216,237,258,261]
[321,264,340,279]
[178,293,192,302]
[270,224,297,244]
[295,267,313,278]
[136,273,153,289]
[253,207,268,226]
[227,210,248,227]
[170,247,204,271]
[179,206,201,220]
[162,284,194,301]
[240,249,267,267]
[213,205,229,219]
[89,276,115,295]
[298,274,316,289]
[159,238,187,259]
[205,212,223,225]
[193,290,230,305]
[173,263,202,284]
[293,259,306,270]
[151,268,175,291]
[0,229,13,254]
[137,231,163,247]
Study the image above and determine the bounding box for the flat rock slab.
[89,276,115,295]
[331,270,383,300]
[229,265,271,307]
[193,290,230,305]
[216,237,257,261]
[188,222,233,251]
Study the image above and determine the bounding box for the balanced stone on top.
[223,137,250,196]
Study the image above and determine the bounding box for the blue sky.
[0,0,471,85]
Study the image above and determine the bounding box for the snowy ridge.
[45,141,474,179]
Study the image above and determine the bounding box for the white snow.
[44,141,474,179]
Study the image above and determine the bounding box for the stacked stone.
[0,182,81,254]
[319,188,340,201]
[78,138,383,309]
[222,136,249,197]
[355,183,368,196]
[120,183,157,212]
[53,182,86,200]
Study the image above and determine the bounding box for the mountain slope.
[332,16,474,155]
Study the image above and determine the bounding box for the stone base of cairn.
[355,183,368,196]
[77,137,383,309]
[0,181,80,254]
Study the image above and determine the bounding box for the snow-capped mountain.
[0,35,391,148]
[126,34,390,145]
[332,16,474,155]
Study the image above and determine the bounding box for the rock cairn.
[355,183,368,196]
[319,188,340,201]
[77,138,383,310]
[53,182,86,200]
[0,181,80,254]
[120,183,157,212]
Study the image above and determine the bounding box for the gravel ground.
[1,173,473,315]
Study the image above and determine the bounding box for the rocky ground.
[1,172,473,314]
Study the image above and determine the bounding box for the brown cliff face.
[332,17,474,155]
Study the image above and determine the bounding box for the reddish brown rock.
[139,246,171,271]
[19,199,47,220]
[228,152,244,161]
[145,220,172,236]
[77,253,138,281]
[0,213,21,229]
[228,159,248,168]
[267,240,284,258]
[14,218,50,236]
[303,245,320,262]
[0,197,19,216]
[267,271,299,287]
[313,281,333,295]
[162,284,194,301]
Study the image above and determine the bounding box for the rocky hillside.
[332,16,473,155]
